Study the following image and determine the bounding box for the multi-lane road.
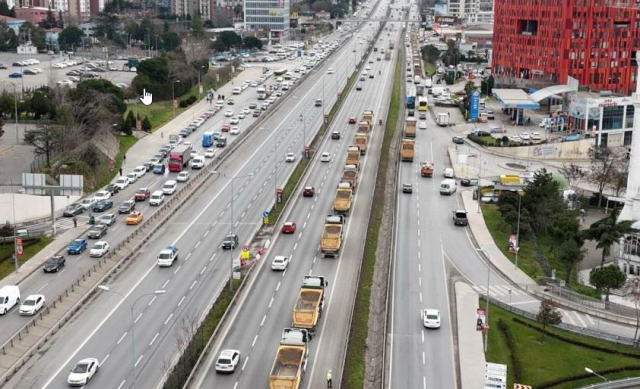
[2,12,383,389]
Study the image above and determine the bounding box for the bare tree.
[626,278,640,341]
[609,157,629,197]
[587,146,618,207]
[174,311,200,353]
[558,162,586,192]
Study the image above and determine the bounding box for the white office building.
[244,0,290,44]
[446,0,494,24]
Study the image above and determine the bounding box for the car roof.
[424,309,440,316]
[25,294,44,300]
[219,349,239,358]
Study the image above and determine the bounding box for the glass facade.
[568,96,634,147]
[244,0,290,42]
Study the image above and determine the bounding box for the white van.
[232,87,241,95]
[414,75,422,84]
[439,179,457,195]
[149,190,165,206]
[0,285,21,315]
[162,180,178,195]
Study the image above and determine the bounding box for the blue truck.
[406,95,415,109]
[202,132,214,148]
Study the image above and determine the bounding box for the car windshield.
[72,363,89,373]
[137,189,146,194]
[95,244,105,249]
[23,299,36,306]
[73,240,83,245]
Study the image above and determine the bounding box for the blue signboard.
[263,211,270,218]
[469,91,480,122]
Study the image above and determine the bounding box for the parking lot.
[0,53,136,92]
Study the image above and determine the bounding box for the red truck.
[168,145,192,172]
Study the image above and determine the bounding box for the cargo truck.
[358,121,371,134]
[202,132,215,148]
[385,51,391,60]
[269,328,310,389]
[341,165,358,190]
[320,215,344,258]
[421,162,434,177]
[333,182,353,216]
[168,145,192,172]
[389,41,394,50]
[436,112,450,127]
[292,276,328,337]
[400,139,415,162]
[404,118,417,138]
[354,133,369,155]
[346,146,361,169]
[362,110,374,128]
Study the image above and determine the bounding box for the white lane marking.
[303,221,307,229]
[190,280,197,290]
[135,355,143,367]
[149,332,159,346]
[421,330,424,343]
[200,266,207,275]
[261,315,266,326]
[185,253,192,261]
[204,230,210,237]
[418,263,421,272]
[134,313,143,324]
[102,354,110,365]
[195,241,201,248]
[241,211,246,218]
[269,297,274,308]
[36,283,49,293]
[294,243,298,251]
[252,335,258,347]
[422,351,425,365]
[178,296,186,307]
[162,279,170,289]
[242,357,249,371]
[418,277,421,286]
[117,332,127,345]
[164,313,173,325]
[298,232,303,240]
[276,282,281,291]
[419,293,423,303]
[233,382,239,389]
[174,266,181,275]
[148,296,157,306]
[117,380,126,389]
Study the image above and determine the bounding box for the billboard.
[435,15,459,24]
[469,90,480,122]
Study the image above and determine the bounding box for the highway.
[190,4,398,389]
[1,16,376,389]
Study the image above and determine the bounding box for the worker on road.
[327,370,333,388]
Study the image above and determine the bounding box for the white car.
[230,126,240,135]
[133,165,147,178]
[520,132,531,141]
[215,349,241,373]
[271,255,289,271]
[238,112,246,119]
[67,358,99,386]
[443,168,454,178]
[126,172,138,184]
[225,110,234,117]
[149,190,165,206]
[90,241,110,257]
[204,148,215,158]
[250,81,258,87]
[419,121,427,130]
[230,116,240,124]
[531,132,542,140]
[177,171,190,182]
[365,65,371,70]
[80,197,97,210]
[327,68,334,74]
[243,107,251,115]
[93,190,111,201]
[216,100,225,108]
[57,79,74,86]
[422,309,441,329]
[285,153,296,162]
[183,141,192,148]
[191,156,205,169]
[320,152,331,162]
[190,149,198,158]
[19,294,45,315]
[114,176,129,190]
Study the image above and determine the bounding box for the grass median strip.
[0,236,53,281]
[342,40,402,389]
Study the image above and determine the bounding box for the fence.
[545,283,639,319]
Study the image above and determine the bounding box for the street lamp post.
[584,367,608,382]
[97,286,165,389]
[299,112,306,153]
[197,65,205,97]
[514,192,522,270]
[12,83,18,144]
[172,80,180,118]
[476,248,491,353]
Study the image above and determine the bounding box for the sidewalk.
[455,282,485,389]
[0,225,90,289]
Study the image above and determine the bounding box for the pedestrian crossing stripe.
[472,285,522,297]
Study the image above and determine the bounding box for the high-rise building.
[244,0,289,44]
[492,0,640,95]
[446,0,493,23]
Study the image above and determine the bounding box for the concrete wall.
[486,138,594,160]
[0,194,82,224]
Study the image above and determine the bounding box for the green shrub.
[187,95,197,104]
[498,318,523,382]
[179,100,188,108]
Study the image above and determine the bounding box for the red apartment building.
[492,0,640,95]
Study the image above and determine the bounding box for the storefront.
[568,94,634,148]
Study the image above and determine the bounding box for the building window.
[602,105,624,130]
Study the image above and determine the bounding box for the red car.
[134,188,151,201]
[281,222,297,234]
[303,186,315,197]
[348,116,357,124]
[221,124,230,132]
[253,110,261,117]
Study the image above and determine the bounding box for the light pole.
[299,112,306,153]
[97,286,165,389]
[584,367,608,382]
[11,83,18,144]
[212,171,254,292]
[514,191,521,270]
[172,80,180,118]
[476,248,491,353]
[197,65,205,97]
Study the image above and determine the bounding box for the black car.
[213,132,222,140]
[92,199,114,212]
[143,161,154,172]
[43,255,66,272]
[221,234,239,250]
[452,136,464,145]
[104,184,120,195]
[216,137,227,148]
[331,131,341,140]
[87,224,108,239]
[63,204,84,217]
[119,199,136,214]
[154,153,165,161]
[179,129,190,138]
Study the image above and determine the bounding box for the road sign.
[15,237,23,256]
[263,211,270,218]
[263,217,269,225]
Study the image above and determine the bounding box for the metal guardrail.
[545,284,639,319]
[576,377,640,389]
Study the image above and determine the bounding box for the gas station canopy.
[492,89,540,110]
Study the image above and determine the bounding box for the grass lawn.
[0,236,53,281]
[124,85,200,131]
[424,61,436,77]
[487,302,640,388]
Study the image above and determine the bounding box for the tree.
[242,36,262,50]
[23,124,61,166]
[39,8,57,29]
[441,39,461,67]
[522,168,566,233]
[590,265,627,301]
[217,31,242,50]
[190,13,205,37]
[141,116,151,132]
[94,11,119,40]
[0,2,11,16]
[233,3,243,17]
[536,299,562,343]
[29,89,54,120]
[162,30,181,51]
[558,163,586,193]
[481,75,494,96]
[582,208,638,268]
[588,146,620,207]
[124,110,135,134]
[70,79,126,113]
[556,238,586,282]
[59,26,83,51]
[0,22,18,51]
[609,157,629,197]
[421,44,440,64]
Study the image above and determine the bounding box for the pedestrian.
[73,217,77,228]
[326,370,332,388]
[119,168,123,176]
[123,154,127,164]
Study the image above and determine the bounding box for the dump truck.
[346,146,361,169]
[421,161,434,177]
[292,276,328,337]
[404,117,417,138]
[362,110,374,128]
[358,121,371,134]
[320,215,344,258]
[341,165,358,190]
[401,139,415,162]
[333,182,353,216]
[354,133,369,155]
[269,328,310,389]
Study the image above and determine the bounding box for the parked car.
[63,204,84,217]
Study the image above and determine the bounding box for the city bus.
[418,96,428,111]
